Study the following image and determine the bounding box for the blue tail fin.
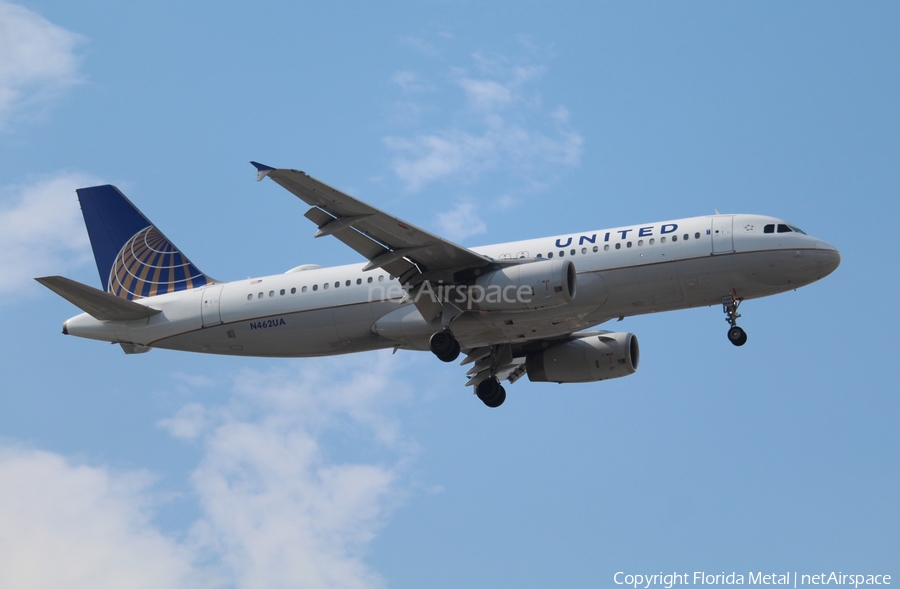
[76,185,215,300]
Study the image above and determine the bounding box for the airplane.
[37,162,841,408]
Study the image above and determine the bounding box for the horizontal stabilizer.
[35,276,162,322]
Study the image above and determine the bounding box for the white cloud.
[436,201,487,241]
[1,355,418,589]
[383,131,495,192]
[0,1,85,128]
[391,70,433,93]
[0,172,99,301]
[180,354,415,588]
[399,36,440,57]
[158,403,209,440]
[551,105,570,124]
[383,51,583,192]
[492,194,518,211]
[456,76,513,112]
[0,445,201,589]
[170,372,217,393]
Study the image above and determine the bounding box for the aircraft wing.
[251,162,494,284]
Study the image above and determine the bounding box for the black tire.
[484,386,506,408]
[437,339,461,363]
[727,326,747,347]
[430,331,459,361]
[476,378,505,407]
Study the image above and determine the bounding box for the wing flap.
[303,206,418,279]
[36,276,162,321]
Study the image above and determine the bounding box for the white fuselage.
[63,214,840,357]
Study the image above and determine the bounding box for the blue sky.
[1,1,898,587]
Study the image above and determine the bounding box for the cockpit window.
[765,223,806,235]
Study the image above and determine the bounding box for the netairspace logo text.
[613,571,892,589]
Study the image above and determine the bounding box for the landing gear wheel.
[476,378,506,408]
[441,339,461,362]
[484,387,506,408]
[727,326,747,347]
[722,294,747,347]
[429,330,460,362]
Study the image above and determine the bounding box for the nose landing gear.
[722,294,748,346]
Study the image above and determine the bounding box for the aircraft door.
[201,285,224,327]
[711,216,734,255]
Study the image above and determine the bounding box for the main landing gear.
[475,377,506,408]
[430,331,507,408]
[722,294,748,347]
[429,330,460,362]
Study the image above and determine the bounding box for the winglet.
[250,161,275,182]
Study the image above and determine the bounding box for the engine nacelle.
[467,259,576,311]
[526,332,639,383]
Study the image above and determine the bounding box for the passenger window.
[280,289,285,296]
[650,238,655,245]
[346,280,351,287]
[695,232,700,239]
[764,224,775,234]
[570,249,576,256]
[367,277,373,284]
[672,235,678,242]
[559,251,565,257]
[683,234,689,241]
[334,282,340,288]
[378,275,384,282]
[536,253,543,258]
[313,285,318,291]
[581,247,587,254]
[615,243,621,250]
[592,246,598,253]
[604,244,610,251]
[324,283,329,290]
[291,287,296,294]
[626,241,632,248]
[638,240,643,246]
[548,252,553,258]
[247,294,252,301]
[302,286,307,293]
[269,291,275,297]
[258,292,263,299]
[661,237,666,243]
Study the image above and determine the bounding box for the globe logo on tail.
[108,226,213,300]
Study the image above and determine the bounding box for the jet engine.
[526,332,639,383]
[465,258,576,311]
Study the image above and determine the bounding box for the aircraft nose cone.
[815,243,841,278]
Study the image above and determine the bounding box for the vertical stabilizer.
[76,185,215,300]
